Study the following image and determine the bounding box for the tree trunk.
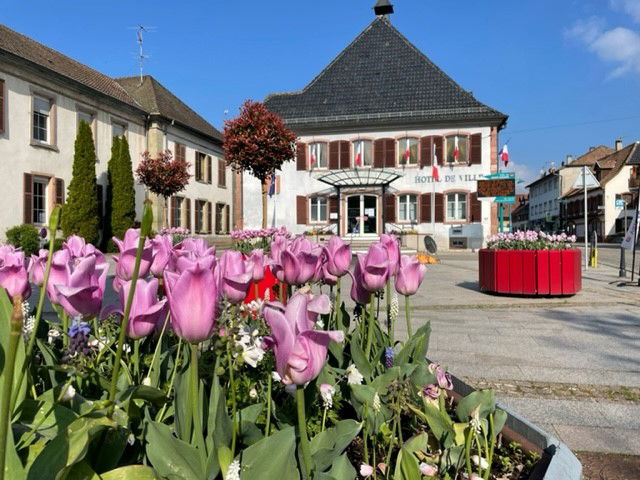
[163,196,169,229]
[261,180,268,229]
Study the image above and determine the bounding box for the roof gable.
[115,76,222,142]
[265,17,507,130]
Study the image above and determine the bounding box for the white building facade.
[241,11,507,249]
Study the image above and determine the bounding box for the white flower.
[235,325,265,368]
[242,345,265,368]
[346,364,364,385]
[60,384,76,402]
[319,384,336,409]
[372,393,381,412]
[471,455,488,470]
[226,460,241,480]
[142,377,152,386]
[88,337,108,351]
[21,301,30,319]
[47,329,61,344]
[122,344,131,353]
[249,388,258,399]
[315,319,325,329]
[419,462,438,476]
[389,293,399,323]
[271,371,281,382]
[359,463,374,477]
[22,316,35,341]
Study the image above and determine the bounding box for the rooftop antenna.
[128,25,156,84]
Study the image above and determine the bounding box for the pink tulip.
[173,237,215,261]
[163,256,219,343]
[29,249,48,286]
[245,248,265,282]
[324,236,351,277]
[113,228,153,280]
[102,278,167,339]
[218,250,252,303]
[361,244,389,292]
[263,292,343,385]
[32,248,71,305]
[55,255,108,317]
[321,263,338,286]
[360,464,374,477]
[348,255,371,304]
[419,463,438,476]
[379,234,401,276]
[150,234,173,277]
[0,245,31,299]
[267,234,289,281]
[394,255,426,296]
[64,235,105,264]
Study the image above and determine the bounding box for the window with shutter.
[55,178,64,205]
[296,196,308,224]
[207,156,212,184]
[384,139,395,168]
[329,141,340,170]
[470,192,482,222]
[328,196,338,223]
[225,205,230,233]
[207,202,213,233]
[373,139,385,168]
[195,200,202,233]
[185,199,191,231]
[384,194,396,223]
[339,141,351,169]
[23,173,33,224]
[296,142,307,171]
[0,79,5,134]
[434,137,444,166]
[434,193,444,222]
[218,158,226,187]
[470,133,482,165]
[420,193,431,223]
[419,137,433,168]
[175,143,186,163]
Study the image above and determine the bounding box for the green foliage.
[42,237,64,252]
[108,135,136,242]
[5,224,40,256]
[61,121,99,244]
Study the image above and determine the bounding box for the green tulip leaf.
[316,453,356,480]
[145,420,205,480]
[100,465,160,479]
[310,420,361,472]
[455,390,496,423]
[237,426,299,480]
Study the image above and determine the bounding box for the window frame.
[398,193,418,223]
[218,157,227,188]
[308,142,328,169]
[0,78,6,135]
[398,137,419,166]
[352,139,373,167]
[111,119,127,139]
[32,95,52,145]
[445,191,468,222]
[309,196,328,223]
[31,175,49,226]
[445,134,469,165]
[171,195,184,228]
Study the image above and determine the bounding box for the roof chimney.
[615,138,623,151]
[566,154,573,164]
[374,0,394,16]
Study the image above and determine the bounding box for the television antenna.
[128,25,156,83]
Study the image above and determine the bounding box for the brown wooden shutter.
[420,193,431,223]
[384,139,396,168]
[218,159,226,187]
[384,193,396,223]
[55,178,64,205]
[207,156,212,183]
[225,205,230,233]
[0,79,4,133]
[169,197,174,227]
[296,143,307,171]
[434,192,444,223]
[23,173,32,224]
[328,195,338,224]
[470,134,482,165]
[470,192,481,222]
[339,141,351,169]
[195,153,201,181]
[373,139,385,168]
[296,196,307,224]
[329,141,340,170]
[185,198,191,231]
[420,136,433,168]
[434,137,444,166]
[195,201,201,233]
[207,202,213,233]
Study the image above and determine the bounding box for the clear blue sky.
[4,0,640,185]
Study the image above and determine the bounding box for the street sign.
[572,168,600,189]
[494,196,516,204]
[484,172,515,180]
[477,178,516,198]
[615,198,625,209]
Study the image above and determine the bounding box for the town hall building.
[240,1,508,249]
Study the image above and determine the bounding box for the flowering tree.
[224,100,296,228]
[135,150,190,228]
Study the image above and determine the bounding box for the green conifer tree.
[108,135,136,241]
[104,135,121,248]
[62,121,99,244]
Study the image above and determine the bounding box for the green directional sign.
[495,196,516,204]
[484,172,515,179]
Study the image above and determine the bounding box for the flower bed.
[480,231,582,296]
[0,205,563,479]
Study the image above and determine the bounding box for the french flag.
[355,141,362,167]
[404,140,411,163]
[432,146,440,181]
[500,144,509,167]
[310,144,316,167]
[453,135,459,162]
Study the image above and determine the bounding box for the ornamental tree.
[224,100,296,228]
[108,135,136,244]
[135,150,190,228]
[62,121,100,244]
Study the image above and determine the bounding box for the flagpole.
[431,143,435,231]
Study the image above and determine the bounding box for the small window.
[446,192,467,221]
[445,135,469,164]
[310,197,327,222]
[195,152,210,183]
[171,196,184,228]
[353,140,372,167]
[174,143,186,163]
[112,121,126,138]
[195,200,207,233]
[32,176,48,225]
[218,158,226,187]
[309,143,327,169]
[33,96,51,143]
[398,194,418,222]
[78,110,93,130]
[398,138,418,166]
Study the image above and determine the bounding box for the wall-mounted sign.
[477,178,516,198]
[615,198,625,209]
[414,173,484,184]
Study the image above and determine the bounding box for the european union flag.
[268,173,276,197]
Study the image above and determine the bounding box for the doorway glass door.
[346,195,377,235]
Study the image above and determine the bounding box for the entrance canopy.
[315,168,402,187]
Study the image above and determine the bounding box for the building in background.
[0,24,231,240]
[241,3,507,250]
[510,194,529,231]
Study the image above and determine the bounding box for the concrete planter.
[451,375,582,480]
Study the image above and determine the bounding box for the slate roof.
[0,24,139,109]
[115,76,223,142]
[264,17,507,131]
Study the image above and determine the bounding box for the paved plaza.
[392,248,640,455]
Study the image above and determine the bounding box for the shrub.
[109,135,136,240]
[5,224,40,256]
[42,237,65,252]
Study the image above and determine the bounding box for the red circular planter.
[479,249,582,296]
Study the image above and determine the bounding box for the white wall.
[242,126,494,248]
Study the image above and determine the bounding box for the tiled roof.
[264,17,507,130]
[570,145,615,166]
[115,76,223,142]
[0,24,139,108]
